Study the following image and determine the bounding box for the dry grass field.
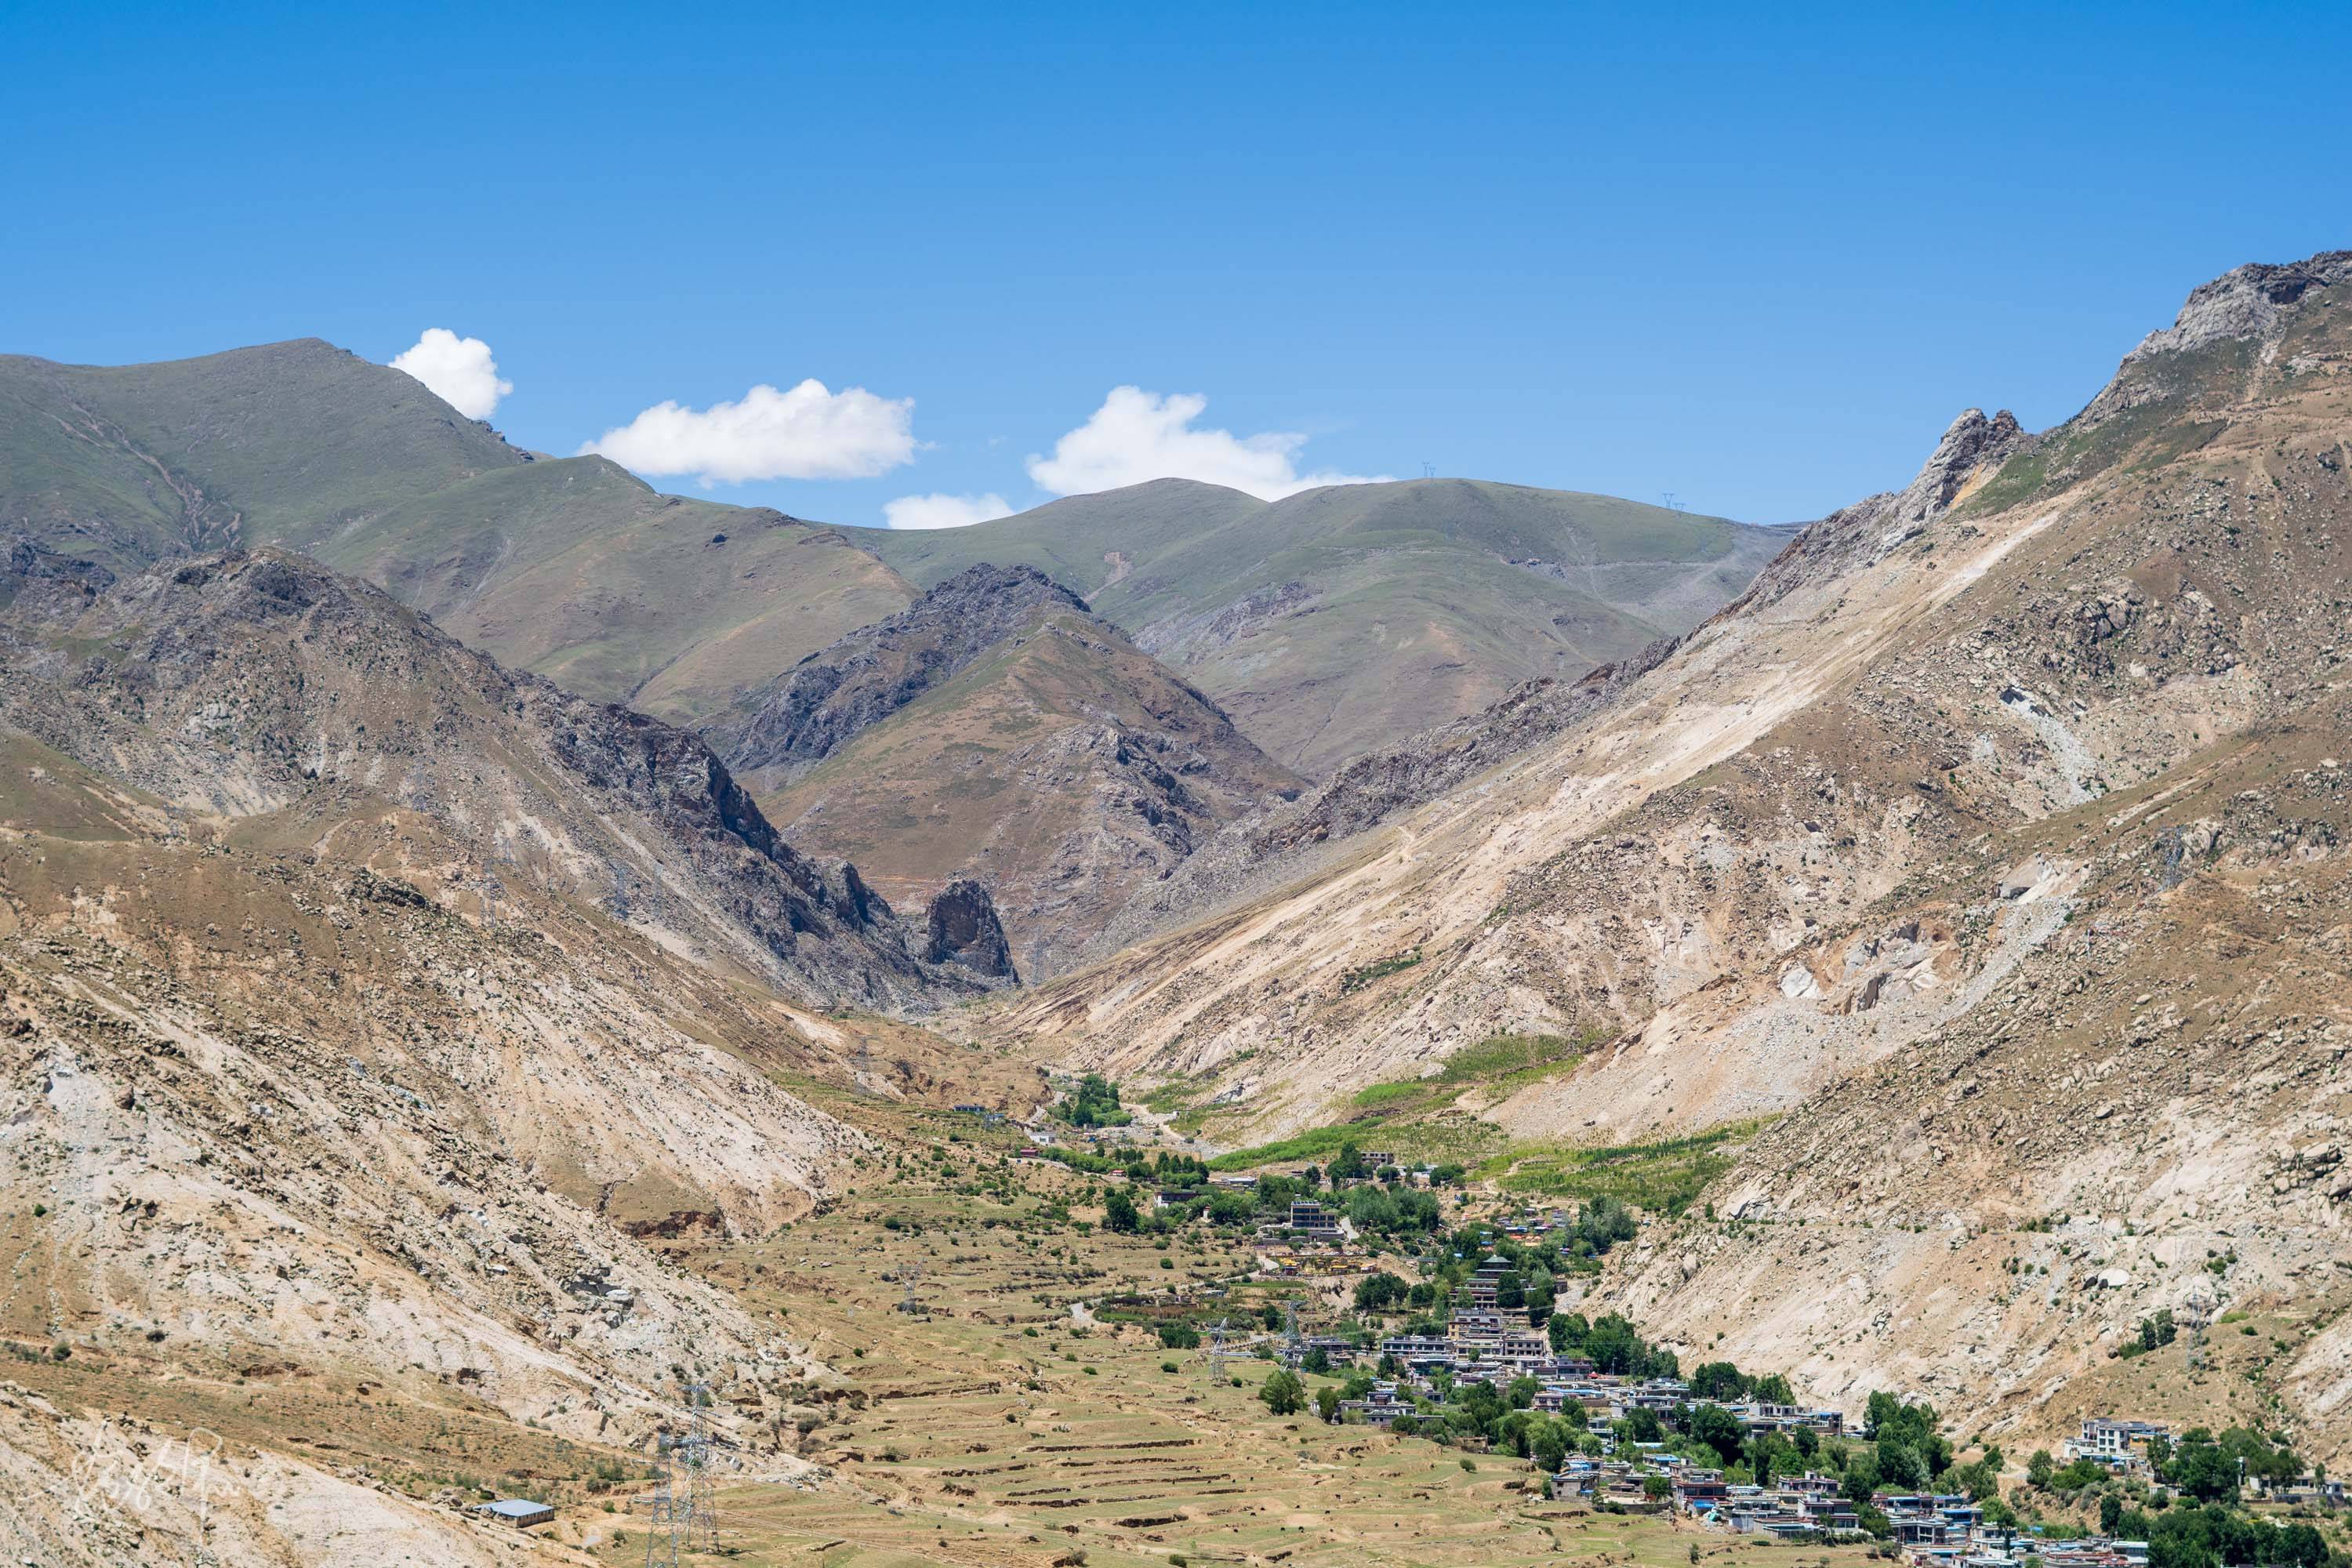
[505,1102,1890,1567]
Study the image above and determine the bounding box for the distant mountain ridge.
[851,477,1792,777]
[1,345,1781,785]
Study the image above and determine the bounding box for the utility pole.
[683,1380,718,1553]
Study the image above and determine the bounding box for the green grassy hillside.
[0,339,524,570]
[310,456,914,724]
[854,477,1788,775]
[0,342,912,720]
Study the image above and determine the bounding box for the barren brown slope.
[984,250,2352,1444]
[719,565,1305,979]
[0,547,1037,1566]
[0,546,992,1010]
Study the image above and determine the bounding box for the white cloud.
[1025,387,1388,500]
[882,492,1015,531]
[389,328,512,419]
[580,379,916,486]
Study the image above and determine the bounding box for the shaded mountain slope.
[1080,631,1689,964]
[979,250,2352,1450]
[0,546,994,1011]
[717,565,1304,978]
[851,477,1790,776]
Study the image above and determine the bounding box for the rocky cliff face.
[713,564,1091,779]
[925,878,1017,978]
[720,562,1302,978]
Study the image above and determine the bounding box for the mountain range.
[2,249,2348,1561]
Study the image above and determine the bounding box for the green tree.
[1205,1189,1254,1227]
[1689,1362,1748,1403]
[1316,1385,1342,1423]
[1690,1403,1745,1465]
[1842,1451,1882,1507]
[1260,1368,1306,1416]
[2164,1432,2238,1503]
[1103,1188,1141,1232]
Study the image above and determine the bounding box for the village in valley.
[903,1072,2352,1568]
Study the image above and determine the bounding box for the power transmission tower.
[642,1373,720,1566]
[897,1261,924,1316]
[681,1381,719,1553]
[1281,1300,1304,1366]
[1421,462,1436,479]
[1203,1317,1229,1382]
[640,1429,678,1568]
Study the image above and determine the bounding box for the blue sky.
[5,2,2345,527]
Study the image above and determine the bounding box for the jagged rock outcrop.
[715,563,1091,779]
[925,879,1016,978]
[2122,249,2352,362]
[1737,407,2029,610]
[0,535,115,618]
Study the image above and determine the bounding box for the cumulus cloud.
[388,328,512,419]
[580,379,916,486]
[882,492,1015,531]
[1025,387,1388,500]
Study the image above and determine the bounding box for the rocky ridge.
[724,564,1303,978]
[713,563,1091,779]
[0,545,1003,1011]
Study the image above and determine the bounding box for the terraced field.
[568,1116,1884,1568]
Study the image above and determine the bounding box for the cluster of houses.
[1675,1476,2154,1566]
[2060,1417,2170,1479]
[1328,1284,1846,1442]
